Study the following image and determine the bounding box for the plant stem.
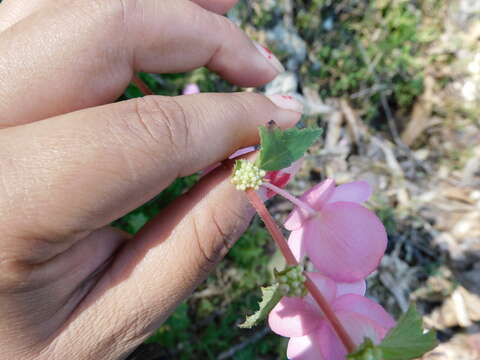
[245,189,356,354]
[261,182,317,217]
[246,189,297,266]
[132,74,154,96]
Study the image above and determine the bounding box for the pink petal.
[336,280,366,297]
[328,181,372,204]
[229,146,257,159]
[305,272,337,304]
[283,159,304,175]
[316,320,348,360]
[287,334,325,360]
[199,163,220,177]
[333,294,395,335]
[284,179,336,231]
[268,297,322,337]
[288,228,306,262]
[201,146,258,178]
[335,310,385,345]
[304,202,387,282]
[182,83,200,95]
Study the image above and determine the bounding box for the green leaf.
[379,305,438,360]
[348,306,438,360]
[348,338,383,360]
[257,123,322,171]
[239,283,283,329]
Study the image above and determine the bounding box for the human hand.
[0,1,303,359]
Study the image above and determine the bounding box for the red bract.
[260,159,303,199]
[285,179,387,282]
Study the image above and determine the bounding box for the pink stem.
[262,182,317,217]
[245,189,356,353]
[132,74,154,96]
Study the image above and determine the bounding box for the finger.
[0,0,45,32]
[190,0,239,14]
[48,162,254,359]
[0,0,238,33]
[0,0,284,127]
[0,93,301,262]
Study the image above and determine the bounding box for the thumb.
[50,161,256,359]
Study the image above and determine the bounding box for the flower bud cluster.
[359,347,383,360]
[231,160,266,191]
[276,266,307,298]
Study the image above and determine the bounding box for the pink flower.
[182,83,200,95]
[285,179,387,282]
[200,147,258,177]
[268,273,395,360]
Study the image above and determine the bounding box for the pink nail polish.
[267,94,304,113]
[253,42,285,74]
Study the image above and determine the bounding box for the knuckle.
[127,96,189,160]
[0,258,35,292]
[230,92,269,123]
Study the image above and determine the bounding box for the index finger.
[0,0,283,127]
[0,93,302,262]
[0,0,239,32]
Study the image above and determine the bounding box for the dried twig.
[217,327,270,359]
[356,40,428,173]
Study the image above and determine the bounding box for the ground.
[119,1,480,359]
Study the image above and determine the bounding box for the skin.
[0,1,302,359]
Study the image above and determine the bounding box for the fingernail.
[253,42,285,74]
[267,94,304,113]
[266,94,303,128]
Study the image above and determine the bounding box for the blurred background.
[115,1,480,359]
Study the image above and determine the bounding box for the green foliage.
[304,0,427,116]
[257,124,323,171]
[145,302,190,346]
[348,305,438,360]
[237,0,442,124]
[348,338,383,360]
[375,205,398,236]
[239,283,283,329]
[113,175,198,234]
[379,305,438,359]
[141,222,286,358]
[123,70,237,101]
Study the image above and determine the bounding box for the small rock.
[266,24,307,71]
[265,71,298,95]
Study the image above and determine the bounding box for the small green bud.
[276,265,307,298]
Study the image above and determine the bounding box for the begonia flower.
[268,273,395,360]
[285,179,387,282]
